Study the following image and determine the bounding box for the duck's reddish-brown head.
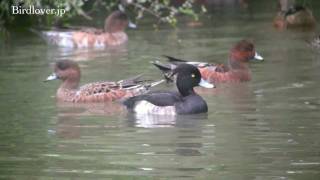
[104,10,136,33]
[229,40,263,63]
[46,60,81,89]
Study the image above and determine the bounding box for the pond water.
[1,1,320,179]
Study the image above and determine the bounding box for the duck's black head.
[173,64,214,96]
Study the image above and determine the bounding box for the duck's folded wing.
[75,90,127,102]
[61,26,103,34]
[117,74,146,88]
[123,91,181,109]
[48,26,103,34]
[78,75,146,94]
[79,82,118,94]
[73,79,156,102]
[73,82,126,102]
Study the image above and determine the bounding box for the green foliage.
[295,0,313,6]
[0,0,80,29]
[128,0,204,27]
[0,0,205,33]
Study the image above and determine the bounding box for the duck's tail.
[164,55,210,67]
[120,74,165,95]
[118,74,149,88]
[152,56,210,82]
[121,79,165,108]
[151,60,173,72]
[164,55,188,64]
[151,61,175,83]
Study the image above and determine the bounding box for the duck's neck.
[180,89,195,97]
[105,25,124,34]
[228,58,248,70]
[60,79,79,90]
[177,82,195,97]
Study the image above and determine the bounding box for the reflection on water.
[131,113,177,128]
[54,102,126,139]
[130,113,208,128]
[1,0,320,179]
[56,102,126,117]
[46,45,128,62]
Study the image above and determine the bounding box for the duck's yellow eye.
[191,74,195,78]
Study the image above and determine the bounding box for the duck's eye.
[191,74,195,78]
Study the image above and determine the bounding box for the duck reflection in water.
[53,102,126,139]
[127,112,208,128]
[47,45,129,62]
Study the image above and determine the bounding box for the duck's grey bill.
[128,21,137,29]
[46,73,58,81]
[199,78,215,88]
[254,52,264,60]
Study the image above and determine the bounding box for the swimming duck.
[123,64,215,115]
[273,2,316,30]
[45,60,162,103]
[153,40,263,83]
[39,10,136,48]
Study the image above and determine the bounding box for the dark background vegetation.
[0,0,316,37]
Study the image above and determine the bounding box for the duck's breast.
[56,88,77,102]
[75,82,127,102]
[175,95,208,114]
[104,32,128,46]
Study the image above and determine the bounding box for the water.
[1,1,320,179]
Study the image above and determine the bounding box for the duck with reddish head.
[45,60,162,103]
[123,64,215,115]
[153,39,263,84]
[37,10,136,49]
[273,0,316,30]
